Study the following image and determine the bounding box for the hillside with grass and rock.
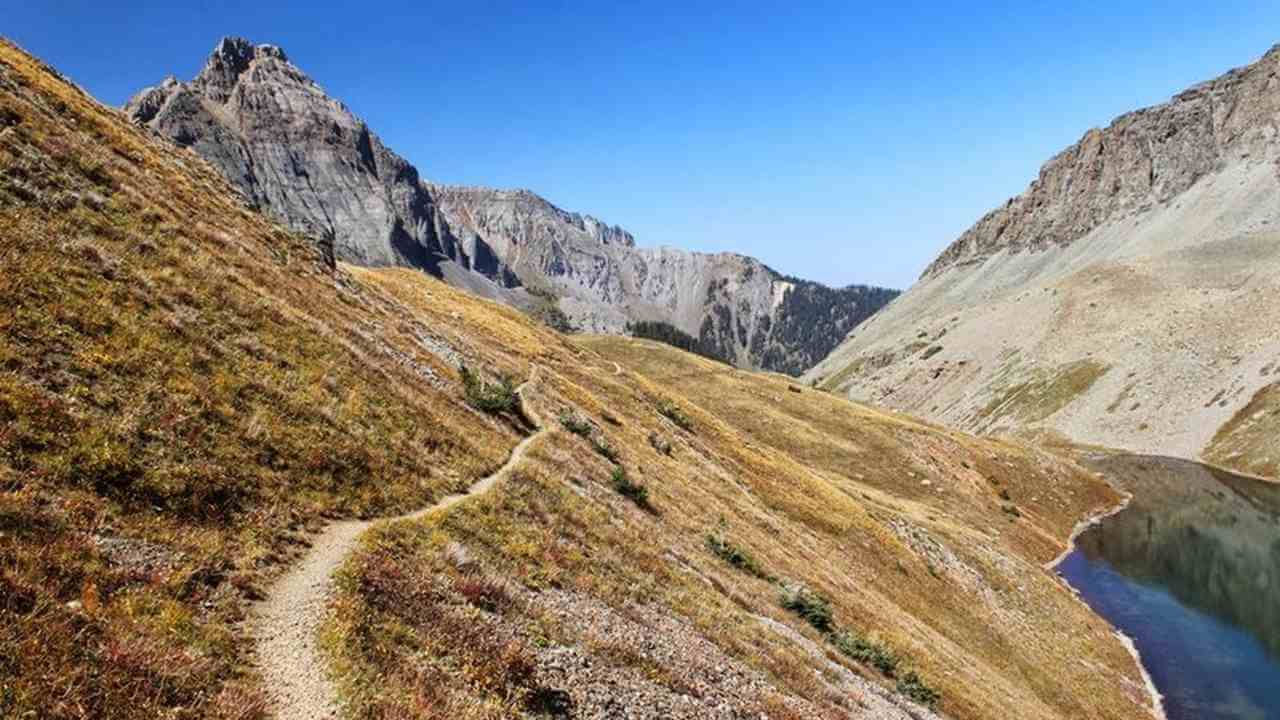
[0,37,1163,720]
[808,44,1280,479]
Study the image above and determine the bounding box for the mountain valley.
[0,36,1158,720]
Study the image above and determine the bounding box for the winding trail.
[250,370,547,719]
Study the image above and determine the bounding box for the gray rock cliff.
[127,38,896,375]
[923,44,1280,279]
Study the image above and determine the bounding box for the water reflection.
[1056,455,1280,720]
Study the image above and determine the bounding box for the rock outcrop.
[923,44,1280,279]
[126,38,464,274]
[808,44,1280,477]
[127,38,896,375]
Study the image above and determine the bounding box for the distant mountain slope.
[126,37,897,375]
[808,45,1280,478]
[0,37,1150,720]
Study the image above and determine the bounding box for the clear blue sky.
[7,2,1280,289]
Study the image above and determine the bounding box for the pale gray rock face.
[810,44,1280,468]
[128,38,897,375]
[923,44,1280,279]
[125,37,497,277]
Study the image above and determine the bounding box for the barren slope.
[126,38,898,376]
[809,45,1280,478]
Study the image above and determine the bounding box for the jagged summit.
[194,38,290,100]
[126,37,897,374]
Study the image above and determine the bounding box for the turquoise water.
[1056,460,1280,720]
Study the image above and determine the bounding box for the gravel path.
[250,370,546,719]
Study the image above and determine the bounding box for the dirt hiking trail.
[250,369,546,719]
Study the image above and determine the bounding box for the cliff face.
[125,38,468,274]
[126,38,896,375]
[809,44,1280,476]
[924,44,1280,279]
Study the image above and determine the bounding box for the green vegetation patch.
[896,670,941,708]
[656,398,694,432]
[611,466,652,511]
[705,532,771,581]
[978,359,1109,426]
[461,364,518,414]
[558,411,593,437]
[1206,381,1280,479]
[779,584,834,633]
[591,436,620,464]
[833,629,900,677]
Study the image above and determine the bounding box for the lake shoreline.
[1049,488,1168,720]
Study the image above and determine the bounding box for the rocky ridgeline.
[810,43,1280,476]
[924,44,1280,279]
[126,37,897,375]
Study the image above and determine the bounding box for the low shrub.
[701,532,768,576]
[833,630,899,677]
[779,584,833,633]
[648,432,673,456]
[656,399,693,432]
[455,576,513,613]
[611,466,650,509]
[460,364,518,414]
[591,436,620,463]
[558,411,592,437]
[896,670,941,708]
[705,533,769,580]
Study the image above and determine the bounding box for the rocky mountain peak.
[127,37,897,375]
[193,37,295,104]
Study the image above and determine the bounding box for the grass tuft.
[611,466,651,510]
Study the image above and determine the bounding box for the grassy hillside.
[0,38,1151,720]
[0,39,519,718]
[324,270,1153,719]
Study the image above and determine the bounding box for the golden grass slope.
[0,38,519,718]
[0,37,1149,720]
[326,271,1154,720]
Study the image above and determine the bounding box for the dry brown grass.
[322,286,1154,720]
[0,39,515,719]
[1205,380,1280,478]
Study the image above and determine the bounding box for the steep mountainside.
[809,44,1280,478]
[126,38,897,375]
[0,37,1152,720]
